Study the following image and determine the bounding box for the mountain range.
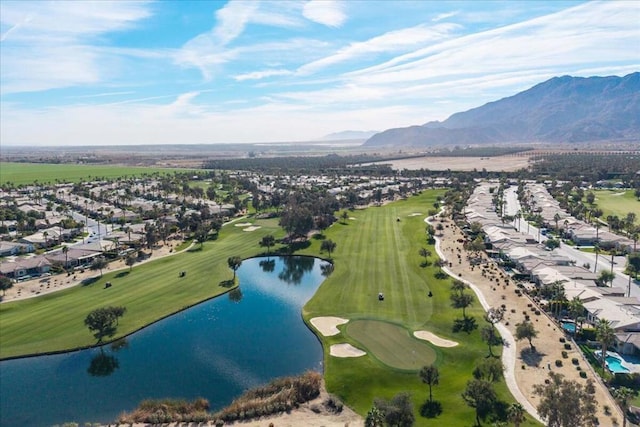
[364,72,639,147]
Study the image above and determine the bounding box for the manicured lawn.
[345,320,436,370]
[301,192,540,426]
[1,191,540,425]
[0,218,286,359]
[0,162,195,186]
[593,190,640,221]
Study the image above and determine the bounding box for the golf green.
[345,319,436,370]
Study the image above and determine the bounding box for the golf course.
[0,190,539,426]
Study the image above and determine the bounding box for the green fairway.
[0,162,195,186]
[593,190,640,221]
[345,320,436,370]
[301,192,540,426]
[0,218,286,359]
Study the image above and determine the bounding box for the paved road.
[503,186,637,296]
[70,211,111,244]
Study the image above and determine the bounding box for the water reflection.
[321,263,334,277]
[259,259,276,273]
[278,256,315,285]
[87,352,119,377]
[0,256,327,427]
[228,287,243,303]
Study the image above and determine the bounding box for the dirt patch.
[370,155,531,172]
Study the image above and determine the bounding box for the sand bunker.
[234,222,252,227]
[408,213,422,217]
[349,217,357,220]
[330,343,366,358]
[413,331,459,347]
[310,317,349,336]
[243,226,261,232]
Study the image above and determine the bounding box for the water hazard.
[0,256,329,426]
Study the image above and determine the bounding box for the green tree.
[473,358,504,383]
[125,254,136,272]
[451,292,474,319]
[419,365,439,402]
[595,318,615,374]
[0,275,13,297]
[462,379,497,426]
[90,256,108,277]
[227,256,242,281]
[598,269,616,287]
[84,306,126,343]
[481,325,502,358]
[321,239,337,258]
[373,392,415,427]
[364,405,385,427]
[62,245,69,269]
[613,386,636,427]
[507,402,525,427]
[419,247,431,266]
[533,372,597,427]
[515,321,538,351]
[259,234,276,257]
[568,297,584,335]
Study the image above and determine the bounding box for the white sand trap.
[414,331,459,347]
[349,217,357,220]
[612,192,626,196]
[408,213,422,217]
[234,222,252,227]
[310,316,349,336]
[330,343,366,358]
[243,226,261,232]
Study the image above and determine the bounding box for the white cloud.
[234,69,293,81]
[302,0,347,28]
[432,11,459,22]
[297,23,460,75]
[0,1,153,94]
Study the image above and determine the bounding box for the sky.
[1,0,638,146]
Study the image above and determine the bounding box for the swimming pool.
[561,321,576,333]
[606,355,630,373]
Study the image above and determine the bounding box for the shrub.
[559,337,566,343]
[580,371,587,378]
[572,358,579,365]
[555,360,563,367]
[564,343,571,350]
[562,351,568,359]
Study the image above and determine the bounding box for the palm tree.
[568,297,584,335]
[419,365,439,402]
[596,318,616,374]
[613,386,636,427]
[594,242,600,273]
[507,402,525,427]
[62,245,69,269]
[553,212,561,233]
[599,270,616,287]
[629,265,638,297]
[227,256,242,281]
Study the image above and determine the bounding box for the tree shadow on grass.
[313,234,326,240]
[115,271,129,278]
[187,246,203,253]
[520,347,544,367]
[219,279,235,288]
[81,277,99,286]
[420,400,442,418]
[452,316,478,334]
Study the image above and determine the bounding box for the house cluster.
[466,182,640,356]
[524,183,635,251]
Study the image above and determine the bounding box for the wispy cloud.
[302,0,347,28]
[297,23,461,75]
[0,1,153,94]
[234,69,293,81]
[432,11,459,22]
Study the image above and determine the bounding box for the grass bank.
[593,190,639,221]
[0,218,285,359]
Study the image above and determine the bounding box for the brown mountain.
[364,72,640,147]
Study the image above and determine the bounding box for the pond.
[0,256,330,427]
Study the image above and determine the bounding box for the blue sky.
[1,0,638,146]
